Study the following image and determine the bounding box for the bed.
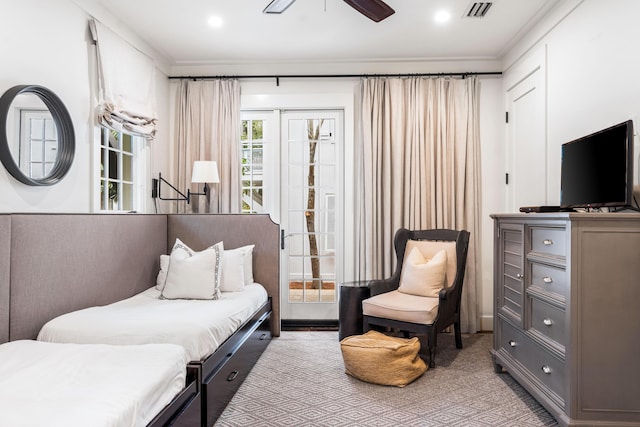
[38,284,269,362]
[1,213,280,427]
[0,340,201,427]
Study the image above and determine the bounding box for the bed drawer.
[202,312,272,426]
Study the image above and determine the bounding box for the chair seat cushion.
[362,290,439,325]
[340,330,427,387]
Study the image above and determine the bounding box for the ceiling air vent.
[465,2,492,18]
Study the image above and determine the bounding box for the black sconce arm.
[154,173,189,203]
[152,173,209,204]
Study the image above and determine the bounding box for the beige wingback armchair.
[362,228,470,368]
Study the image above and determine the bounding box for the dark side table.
[338,281,371,341]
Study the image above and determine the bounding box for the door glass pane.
[286,117,336,304]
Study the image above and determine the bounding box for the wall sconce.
[190,160,220,200]
[152,161,220,205]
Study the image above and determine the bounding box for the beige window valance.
[88,19,157,139]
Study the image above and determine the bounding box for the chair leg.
[427,328,437,369]
[362,317,371,333]
[454,321,463,349]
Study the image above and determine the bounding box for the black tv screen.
[560,120,634,209]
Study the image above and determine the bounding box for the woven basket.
[340,330,427,387]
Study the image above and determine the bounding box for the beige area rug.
[215,331,559,427]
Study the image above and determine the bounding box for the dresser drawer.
[499,320,566,402]
[529,297,566,351]
[530,262,567,300]
[530,227,566,257]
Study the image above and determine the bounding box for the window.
[99,128,140,211]
[241,118,265,213]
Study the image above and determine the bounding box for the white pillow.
[242,245,255,285]
[155,254,170,291]
[221,245,255,292]
[161,239,224,300]
[156,240,194,292]
[397,247,448,297]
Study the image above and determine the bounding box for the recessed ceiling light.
[207,16,223,28]
[434,10,451,23]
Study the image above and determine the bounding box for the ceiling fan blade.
[263,0,296,14]
[343,0,395,22]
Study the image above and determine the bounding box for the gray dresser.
[491,213,640,427]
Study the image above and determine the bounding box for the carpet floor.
[215,331,559,427]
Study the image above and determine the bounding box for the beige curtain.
[354,76,481,333]
[174,79,240,213]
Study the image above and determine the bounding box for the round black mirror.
[0,85,75,186]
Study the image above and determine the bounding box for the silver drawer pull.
[516,273,524,279]
[543,239,554,246]
[541,365,552,375]
[543,318,553,326]
[543,276,553,284]
[508,340,517,347]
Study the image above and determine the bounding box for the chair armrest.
[367,278,398,296]
[438,286,453,301]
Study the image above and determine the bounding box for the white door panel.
[507,60,547,211]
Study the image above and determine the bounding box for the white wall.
[0,0,171,213]
[0,0,92,212]
[503,0,640,204]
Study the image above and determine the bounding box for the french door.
[240,109,343,320]
[280,110,343,320]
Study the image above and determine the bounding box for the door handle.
[281,229,293,249]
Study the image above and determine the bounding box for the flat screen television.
[560,120,634,209]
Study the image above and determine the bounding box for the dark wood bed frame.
[0,213,280,427]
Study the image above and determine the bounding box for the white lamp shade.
[191,161,220,184]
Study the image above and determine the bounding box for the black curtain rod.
[168,71,502,85]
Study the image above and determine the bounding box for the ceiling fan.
[263,0,395,23]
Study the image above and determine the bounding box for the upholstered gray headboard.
[0,215,10,343]
[167,214,281,336]
[8,214,167,341]
[1,213,281,343]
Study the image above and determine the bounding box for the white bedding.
[0,340,187,427]
[37,284,269,361]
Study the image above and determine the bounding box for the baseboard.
[281,319,339,331]
[480,315,494,332]
[281,318,493,332]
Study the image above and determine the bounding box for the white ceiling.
[76,0,560,69]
